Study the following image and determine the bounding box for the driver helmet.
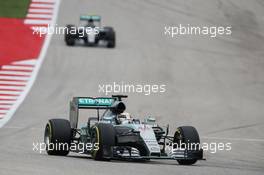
[88,19,94,23]
[117,112,132,124]
[87,19,95,27]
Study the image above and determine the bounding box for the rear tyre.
[66,38,75,46]
[173,126,200,165]
[65,25,76,46]
[44,119,72,156]
[91,123,115,160]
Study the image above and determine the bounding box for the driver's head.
[88,19,94,24]
[117,112,132,124]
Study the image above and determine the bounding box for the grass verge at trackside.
[0,0,30,18]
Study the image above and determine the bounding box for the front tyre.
[104,27,116,48]
[65,25,76,46]
[107,32,115,48]
[173,126,200,165]
[44,119,72,156]
[90,123,115,160]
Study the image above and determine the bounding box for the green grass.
[0,0,30,18]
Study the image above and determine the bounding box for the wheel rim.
[173,128,183,147]
[44,123,52,148]
[91,126,100,158]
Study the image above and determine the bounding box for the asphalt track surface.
[1,0,264,174]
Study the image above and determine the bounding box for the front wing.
[108,146,204,161]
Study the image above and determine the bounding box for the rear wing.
[70,97,115,128]
[70,96,127,129]
[80,15,101,21]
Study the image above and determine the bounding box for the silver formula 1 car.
[64,15,115,48]
[44,95,204,165]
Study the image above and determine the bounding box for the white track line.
[0,105,12,108]
[0,71,31,76]
[30,3,54,8]
[0,91,21,95]
[27,13,52,19]
[0,110,8,113]
[12,59,37,66]
[202,136,264,143]
[2,65,34,71]
[1,126,42,130]
[0,81,27,86]
[0,86,24,90]
[0,101,15,104]
[0,96,17,100]
[0,76,29,81]
[32,0,54,2]
[0,105,10,108]
[0,0,61,127]
[29,9,53,13]
[25,19,51,25]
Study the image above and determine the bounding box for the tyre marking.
[92,126,100,158]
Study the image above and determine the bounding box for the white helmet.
[117,112,131,123]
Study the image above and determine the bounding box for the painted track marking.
[0,0,61,127]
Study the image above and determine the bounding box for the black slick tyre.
[44,119,72,156]
[91,123,115,160]
[173,126,200,165]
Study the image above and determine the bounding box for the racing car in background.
[64,15,115,48]
[44,95,204,165]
